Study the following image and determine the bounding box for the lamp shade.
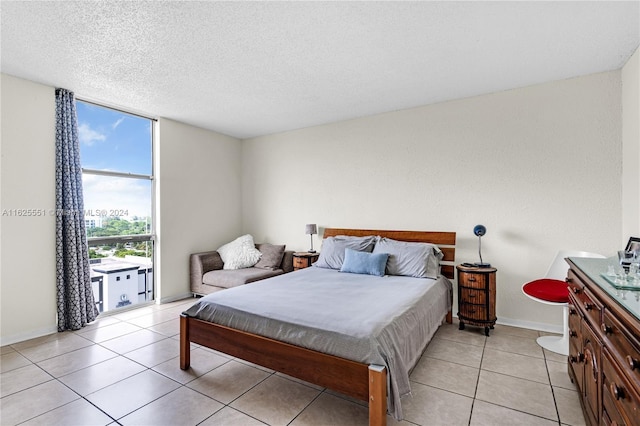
[473,224,486,237]
[305,224,317,235]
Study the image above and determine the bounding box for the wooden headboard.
[322,228,457,279]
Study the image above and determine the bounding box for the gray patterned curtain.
[55,88,98,331]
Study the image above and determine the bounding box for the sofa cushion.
[203,267,284,289]
[217,234,262,270]
[254,243,286,270]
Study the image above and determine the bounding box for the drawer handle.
[627,355,640,371]
[584,348,599,382]
[565,277,573,283]
[569,353,584,364]
[568,328,577,338]
[571,287,581,294]
[569,307,578,316]
[468,277,476,282]
[468,294,476,298]
[584,303,593,311]
[610,382,625,400]
[601,323,613,335]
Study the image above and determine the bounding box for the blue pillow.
[340,248,389,277]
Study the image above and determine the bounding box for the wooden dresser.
[566,257,640,426]
[456,265,497,336]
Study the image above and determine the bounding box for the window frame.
[77,98,157,310]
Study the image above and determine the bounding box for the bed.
[180,228,456,425]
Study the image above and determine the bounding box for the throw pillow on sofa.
[254,243,286,270]
[217,234,262,270]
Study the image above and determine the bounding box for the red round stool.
[522,278,570,355]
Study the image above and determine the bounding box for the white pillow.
[217,234,262,270]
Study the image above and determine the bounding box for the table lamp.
[305,224,317,253]
[473,224,491,267]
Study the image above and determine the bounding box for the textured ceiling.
[1,1,639,139]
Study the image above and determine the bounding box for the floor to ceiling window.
[76,100,155,313]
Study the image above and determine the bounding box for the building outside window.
[77,100,155,313]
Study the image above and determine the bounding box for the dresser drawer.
[568,301,584,382]
[460,288,486,304]
[603,388,627,426]
[458,303,489,321]
[458,273,486,289]
[293,257,307,269]
[602,348,640,426]
[582,321,602,425]
[602,310,640,389]
[568,302,582,342]
[568,270,602,329]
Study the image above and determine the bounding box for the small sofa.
[190,244,294,296]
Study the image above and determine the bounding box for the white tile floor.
[1,298,585,425]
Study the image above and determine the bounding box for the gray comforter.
[183,266,452,419]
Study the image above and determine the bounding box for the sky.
[77,101,153,219]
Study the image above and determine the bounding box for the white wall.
[622,47,640,242]
[1,74,57,344]
[0,64,632,342]
[243,71,623,332]
[0,76,243,344]
[156,118,242,303]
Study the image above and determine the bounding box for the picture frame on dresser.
[619,236,640,270]
[625,236,640,255]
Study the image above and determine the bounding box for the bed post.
[368,365,387,426]
[180,314,190,370]
[446,285,453,324]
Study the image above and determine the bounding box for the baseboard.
[159,292,193,304]
[495,316,563,334]
[0,324,58,347]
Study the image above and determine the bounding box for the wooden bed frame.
[180,228,456,426]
